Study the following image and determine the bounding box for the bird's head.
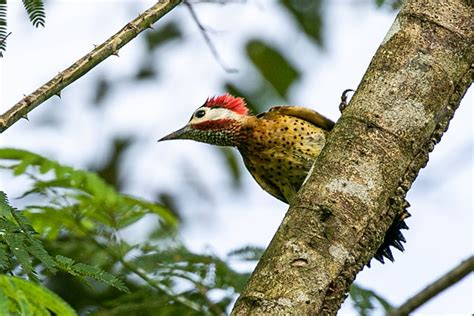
[159,93,249,146]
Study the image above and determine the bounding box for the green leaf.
[98,289,201,316]
[0,191,11,217]
[54,255,75,270]
[10,282,32,315]
[227,245,264,261]
[13,156,36,175]
[0,275,76,316]
[145,21,182,52]
[372,0,403,10]
[350,284,393,315]
[0,148,255,313]
[11,210,36,234]
[218,147,242,188]
[0,1,7,57]
[0,287,9,315]
[24,206,80,239]
[123,196,178,227]
[22,0,46,27]
[0,148,178,232]
[375,0,385,7]
[73,263,129,293]
[279,0,323,46]
[25,237,57,273]
[3,232,34,277]
[92,76,111,105]
[38,159,55,174]
[0,195,59,278]
[133,246,250,292]
[55,255,129,293]
[246,40,300,98]
[0,244,10,270]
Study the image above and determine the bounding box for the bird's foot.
[339,89,355,112]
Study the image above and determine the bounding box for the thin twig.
[119,256,204,313]
[0,32,12,57]
[81,229,204,313]
[183,0,238,73]
[388,255,474,316]
[0,32,12,47]
[0,0,181,133]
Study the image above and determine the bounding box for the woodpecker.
[159,93,409,263]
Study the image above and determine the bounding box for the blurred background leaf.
[279,0,324,46]
[246,39,300,99]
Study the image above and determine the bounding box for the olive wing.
[257,106,335,131]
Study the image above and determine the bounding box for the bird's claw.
[339,89,355,112]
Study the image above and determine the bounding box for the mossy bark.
[232,0,473,314]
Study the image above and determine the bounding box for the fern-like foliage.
[0,148,176,238]
[0,148,252,314]
[0,0,6,56]
[0,191,57,281]
[0,275,76,316]
[350,284,393,315]
[0,0,45,56]
[0,190,129,293]
[55,255,129,293]
[1,147,392,314]
[22,0,45,27]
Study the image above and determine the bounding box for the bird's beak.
[158,126,191,142]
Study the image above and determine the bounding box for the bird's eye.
[195,110,206,118]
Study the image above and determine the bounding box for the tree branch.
[0,0,181,134]
[183,0,238,73]
[389,255,474,315]
[232,0,473,314]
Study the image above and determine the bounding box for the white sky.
[0,0,472,315]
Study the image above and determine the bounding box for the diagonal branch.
[0,0,182,134]
[389,255,474,316]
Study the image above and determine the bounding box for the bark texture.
[232,1,473,315]
[0,0,181,134]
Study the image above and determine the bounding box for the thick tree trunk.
[232,1,473,315]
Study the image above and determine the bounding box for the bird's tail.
[373,209,411,264]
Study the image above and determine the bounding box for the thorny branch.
[389,256,474,316]
[183,0,238,73]
[0,0,181,134]
[0,0,239,133]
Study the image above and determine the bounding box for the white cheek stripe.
[190,107,241,124]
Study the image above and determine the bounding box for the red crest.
[204,93,249,115]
